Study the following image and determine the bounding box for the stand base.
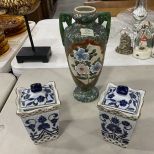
[73,87,99,103]
[16,47,52,63]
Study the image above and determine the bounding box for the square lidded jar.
[97,83,145,148]
[16,82,60,144]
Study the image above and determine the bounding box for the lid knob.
[116,85,128,95]
[31,83,42,93]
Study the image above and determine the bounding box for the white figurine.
[133,21,153,60]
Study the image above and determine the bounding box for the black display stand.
[16,15,51,63]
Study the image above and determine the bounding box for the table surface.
[1,66,154,154]
[0,21,35,73]
[11,18,154,77]
[0,73,16,111]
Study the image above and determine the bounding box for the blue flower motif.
[90,62,102,73]
[38,116,47,123]
[111,117,119,124]
[74,48,89,62]
[122,121,130,126]
[106,123,122,134]
[38,123,50,131]
[129,93,136,99]
[101,114,109,119]
[108,94,115,98]
[27,124,36,132]
[119,100,128,107]
[37,115,50,131]
[37,96,45,102]
[25,119,36,132]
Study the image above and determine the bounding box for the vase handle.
[97,12,111,41]
[59,13,73,45]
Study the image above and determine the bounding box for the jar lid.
[98,83,145,120]
[16,82,60,117]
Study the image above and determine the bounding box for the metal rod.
[24,15,35,52]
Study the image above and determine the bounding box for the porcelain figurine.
[97,83,145,148]
[59,6,111,102]
[16,82,61,144]
[133,21,153,59]
[116,28,133,55]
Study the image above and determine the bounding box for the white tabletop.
[0,21,35,73]
[0,73,16,111]
[11,18,154,76]
[1,66,154,154]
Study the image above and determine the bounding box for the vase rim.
[74,6,96,14]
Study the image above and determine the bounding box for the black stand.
[16,15,51,63]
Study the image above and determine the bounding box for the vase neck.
[73,6,97,24]
[136,0,147,8]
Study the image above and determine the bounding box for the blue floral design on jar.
[74,47,89,62]
[122,121,132,130]
[119,100,128,107]
[111,117,119,124]
[25,119,36,132]
[101,113,109,119]
[106,123,122,134]
[100,113,133,146]
[38,116,50,131]
[90,61,102,73]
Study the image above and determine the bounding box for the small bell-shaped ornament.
[116,28,133,55]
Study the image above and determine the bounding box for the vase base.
[73,87,99,102]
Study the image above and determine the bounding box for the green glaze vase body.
[59,6,111,102]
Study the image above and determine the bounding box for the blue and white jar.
[16,82,60,144]
[97,83,145,148]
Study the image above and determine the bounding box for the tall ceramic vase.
[59,6,111,102]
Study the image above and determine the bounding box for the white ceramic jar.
[97,83,145,148]
[16,82,60,144]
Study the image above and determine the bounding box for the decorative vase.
[59,6,111,102]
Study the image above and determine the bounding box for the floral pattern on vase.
[23,110,59,144]
[69,44,103,85]
[99,112,136,148]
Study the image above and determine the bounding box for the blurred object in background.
[0,15,26,37]
[84,0,154,17]
[0,27,9,56]
[0,0,57,22]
